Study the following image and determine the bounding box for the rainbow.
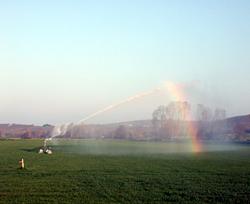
[165,81,202,153]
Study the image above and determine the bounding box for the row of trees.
[0,127,52,139]
[151,101,227,139]
[152,101,191,129]
[196,104,226,121]
[152,102,226,124]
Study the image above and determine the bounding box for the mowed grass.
[0,139,250,203]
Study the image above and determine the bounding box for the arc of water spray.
[76,87,162,125]
[44,85,163,145]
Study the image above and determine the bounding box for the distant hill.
[227,114,250,124]
[1,115,250,142]
[0,124,53,139]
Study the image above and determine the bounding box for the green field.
[0,139,250,203]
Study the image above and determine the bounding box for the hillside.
[1,114,250,142]
[0,124,53,139]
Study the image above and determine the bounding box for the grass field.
[0,139,250,203]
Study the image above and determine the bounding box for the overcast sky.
[0,0,250,125]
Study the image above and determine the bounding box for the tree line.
[151,101,227,140]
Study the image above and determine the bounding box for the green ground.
[0,139,250,203]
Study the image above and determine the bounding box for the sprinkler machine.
[38,139,52,154]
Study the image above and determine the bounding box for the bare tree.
[152,101,191,140]
[167,101,191,121]
[180,101,191,121]
[196,104,213,140]
[214,108,226,121]
[152,105,168,129]
[196,104,212,121]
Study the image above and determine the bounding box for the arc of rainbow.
[165,81,202,153]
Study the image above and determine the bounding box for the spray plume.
[45,86,163,143]
[77,87,162,124]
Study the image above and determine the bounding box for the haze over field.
[0,1,250,125]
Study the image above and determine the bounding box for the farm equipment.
[38,140,53,154]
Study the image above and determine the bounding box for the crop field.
[0,139,250,203]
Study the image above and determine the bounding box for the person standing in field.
[19,158,24,169]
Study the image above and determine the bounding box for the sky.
[0,0,250,125]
